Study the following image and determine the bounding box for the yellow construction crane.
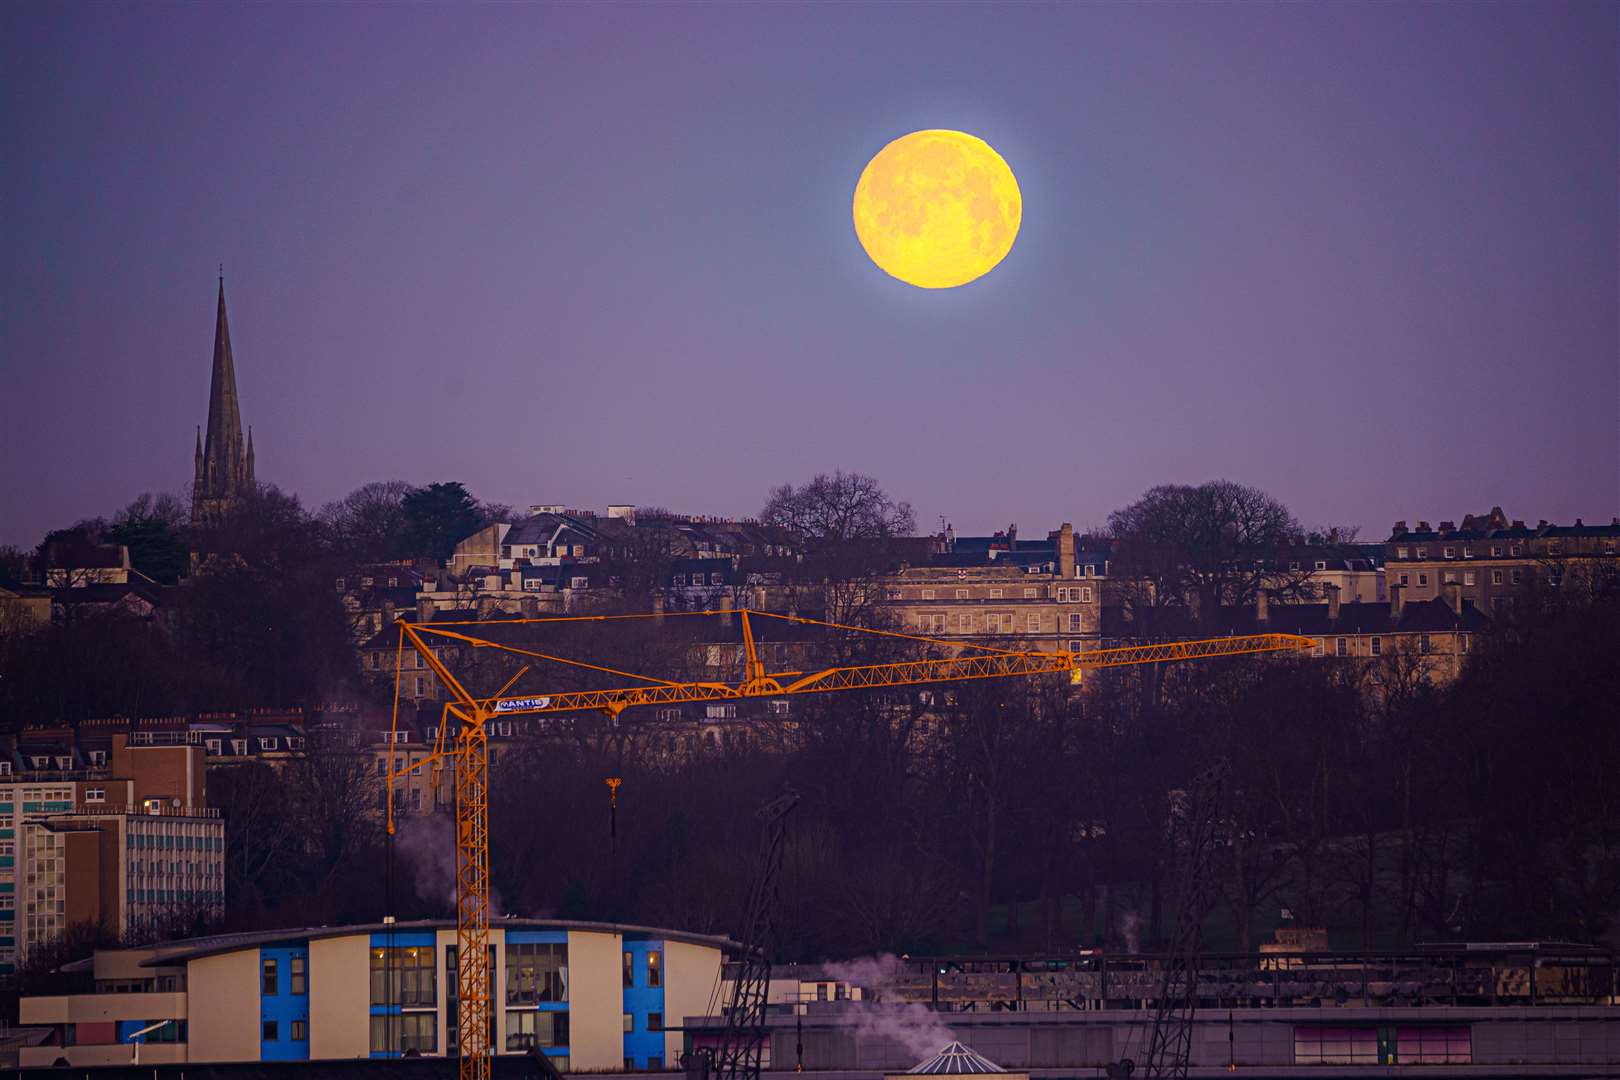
[385,608,1312,1080]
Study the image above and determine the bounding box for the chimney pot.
[1417,520,1430,531]
[1326,583,1341,621]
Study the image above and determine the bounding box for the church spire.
[192,275,253,527]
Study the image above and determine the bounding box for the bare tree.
[319,480,415,562]
[1108,480,1310,625]
[760,471,915,627]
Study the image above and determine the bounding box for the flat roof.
[126,918,739,967]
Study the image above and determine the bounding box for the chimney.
[1393,520,1407,535]
[417,596,433,623]
[719,591,733,628]
[1057,523,1077,579]
[382,599,396,626]
[1390,583,1405,622]
[1256,590,1269,623]
[1444,582,1462,617]
[1417,520,1430,531]
[652,591,665,625]
[519,596,539,618]
[1325,583,1341,621]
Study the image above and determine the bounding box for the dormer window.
[335,578,346,590]
[231,739,247,755]
[56,756,72,769]
[1443,547,1454,559]
[30,756,49,769]
[288,737,304,751]
[361,577,374,587]
[1396,547,1409,559]
[258,738,276,751]
[1314,561,1326,571]
[205,739,221,754]
[89,750,107,766]
[1416,547,1427,558]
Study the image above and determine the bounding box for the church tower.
[191,276,256,527]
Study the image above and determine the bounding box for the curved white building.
[21,919,732,1070]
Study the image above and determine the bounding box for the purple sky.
[4,2,1615,548]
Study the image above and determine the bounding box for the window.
[1443,547,1454,559]
[1417,574,1428,587]
[1396,546,1408,559]
[263,957,278,994]
[955,588,969,599]
[1026,614,1040,633]
[507,1009,569,1051]
[258,737,277,751]
[921,589,935,600]
[1419,634,1432,655]
[370,1012,435,1055]
[1491,545,1502,556]
[624,1013,634,1032]
[1511,569,1523,584]
[85,788,105,803]
[205,739,221,754]
[1442,571,1457,584]
[291,1019,308,1041]
[263,1019,279,1041]
[1463,546,1472,559]
[88,750,107,766]
[648,1011,663,1032]
[1080,586,1093,602]
[958,613,974,632]
[370,945,435,1006]
[1460,634,1470,654]
[1491,569,1503,585]
[1335,638,1347,658]
[231,739,247,755]
[1463,572,1475,585]
[1315,560,1327,571]
[1294,1026,1378,1065]
[1023,587,1037,598]
[647,950,661,987]
[506,942,568,1004]
[1399,573,1409,587]
[1370,637,1382,657]
[1416,547,1427,558]
[1397,1025,1471,1064]
[988,588,1003,599]
[1068,613,1082,633]
[623,951,635,987]
[290,955,307,994]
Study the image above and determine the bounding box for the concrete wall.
[187,949,260,1062]
[567,929,623,1070]
[21,1041,187,1068]
[310,933,371,1060]
[21,990,186,1025]
[664,939,721,1064]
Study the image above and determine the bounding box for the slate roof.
[908,1042,1005,1075]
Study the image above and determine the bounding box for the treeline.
[439,575,1617,958]
[0,481,506,722]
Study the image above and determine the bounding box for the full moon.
[852,129,1022,289]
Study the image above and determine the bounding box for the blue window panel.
[370,930,435,948]
[260,945,311,1061]
[507,929,568,944]
[622,940,666,1068]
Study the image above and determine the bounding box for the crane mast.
[387,608,1314,1080]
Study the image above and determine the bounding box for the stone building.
[190,277,256,529]
[882,524,1105,653]
[1385,509,1620,614]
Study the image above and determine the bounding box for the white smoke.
[820,953,957,1063]
[395,816,506,917]
[1119,911,1142,955]
[396,816,456,911]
